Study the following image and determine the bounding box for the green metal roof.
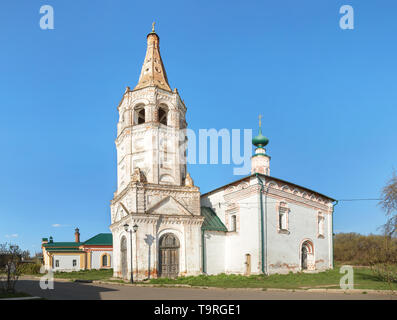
[42,233,112,250]
[201,207,228,232]
[45,248,83,253]
[83,233,112,246]
[43,242,82,248]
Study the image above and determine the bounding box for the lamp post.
[124,223,139,283]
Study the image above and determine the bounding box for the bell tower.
[115,24,188,193]
[110,24,203,281]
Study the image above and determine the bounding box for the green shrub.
[17,262,41,275]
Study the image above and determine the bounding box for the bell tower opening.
[158,105,168,125]
[134,105,145,125]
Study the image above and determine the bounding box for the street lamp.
[123,223,138,283]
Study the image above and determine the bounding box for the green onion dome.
[252,127,269,148]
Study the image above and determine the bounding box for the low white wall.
[90,250,113,269]
[52,255,80,272]
[204,231,225,275]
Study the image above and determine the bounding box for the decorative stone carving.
[184,173,194,187]
[131,167,147,183]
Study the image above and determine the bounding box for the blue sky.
[1,0,396,253]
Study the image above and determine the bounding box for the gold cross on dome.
[152,22,156,32]
[259,114,262,128]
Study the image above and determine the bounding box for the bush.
[17,262,41,275]
[334,232,397,265]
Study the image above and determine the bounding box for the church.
[109,25,335,280]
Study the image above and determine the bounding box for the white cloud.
[52,224,70,228]
[5,234,18,238]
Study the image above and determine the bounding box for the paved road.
[15,278,396,300]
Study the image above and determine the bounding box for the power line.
[337,198,381,202]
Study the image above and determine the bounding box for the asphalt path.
[14,278,397,300]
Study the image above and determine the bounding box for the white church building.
[109,25,335,280]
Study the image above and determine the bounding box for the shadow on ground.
[16,279,118,300]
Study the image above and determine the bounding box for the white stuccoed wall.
[201,175,334,275]
[111,214,203,280]
[52,255,80,272]
[90,250,113,269]
[265,198,331,274]
[224,193,261,274]
[203,231,225,274]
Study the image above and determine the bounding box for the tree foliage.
[0,243,23,293]
[334,233,397,265]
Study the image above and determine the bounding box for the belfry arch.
[134,104,146,125]
[158,104,168,125]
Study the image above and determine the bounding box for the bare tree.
[380,170,397,237]
[371,170,397,288]
[0,243,22,294]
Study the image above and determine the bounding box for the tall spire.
[133,23,172,92]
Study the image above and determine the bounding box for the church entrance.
[159,233,180,278]
[301,245,308,270]
[120,236,128,279]
[301,240,314,271]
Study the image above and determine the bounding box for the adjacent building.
[201,124,335,274]
[42,228,113,272]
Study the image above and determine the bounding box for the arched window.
[158,106,168,125]
[102,254,108,267]
[134,105,145,125]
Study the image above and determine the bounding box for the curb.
[20,276,396,296]
[0,296,42,300]
[91,280,396,295]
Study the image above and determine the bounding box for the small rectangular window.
[231,215,237,232]
[55,260,59,267]
[278,206,288,231]
[318,214,325,236]
[73,259,77,267]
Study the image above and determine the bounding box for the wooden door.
[159,233,180,278]
[245,254,251,276]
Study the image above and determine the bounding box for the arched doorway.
[159,233,180,278]
[301,240,314,271]
[120,236,128,279]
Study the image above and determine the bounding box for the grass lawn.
[52,269,113,281]
[26,266,397,291]
[0,291,31,299]
[148,266,397,291]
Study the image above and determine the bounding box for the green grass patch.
[0,291,31,299]
[148,267,397,291]
[53,269,113,281]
